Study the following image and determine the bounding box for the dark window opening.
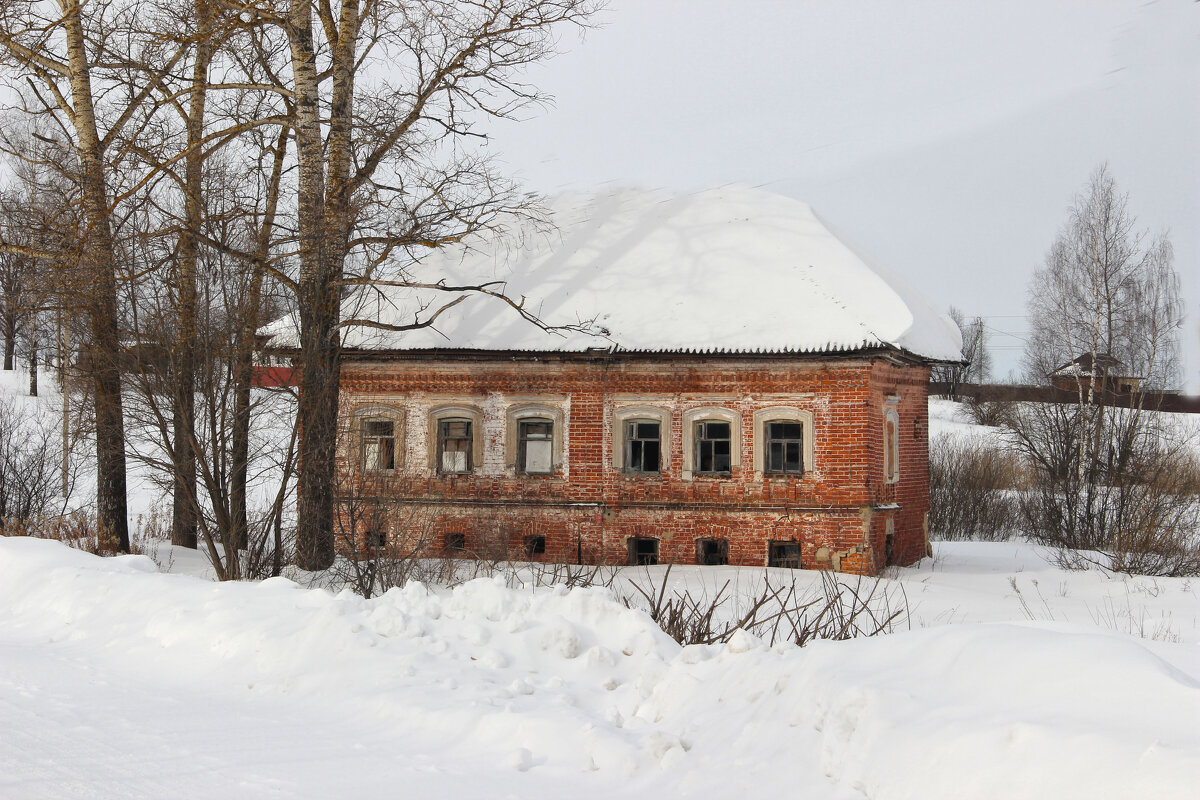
[438,418,473,474]
[885,533,896,566]
[445,532,466,551]
[627,537,659,566]
[696,537,729,566]
[765,421,804,475]
[624,420,661,473]
[518,418,554,475]
[361,419,395,471]
[524,535,546,556]
[695,420,731,474]
[366,528,387,551]
[769,541,801,569]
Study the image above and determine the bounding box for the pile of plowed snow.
[1,536,1197,800]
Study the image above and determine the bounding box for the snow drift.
[1,537,1196,800]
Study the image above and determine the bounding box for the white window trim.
[505,402,566,476]
[611,405,671,474]
[752,407,815,477]
[428,404,484,474]
[883,406,900,484]
[681,407,741,480]
[350,405,405,473]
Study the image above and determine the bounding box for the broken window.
[764,421,804,475]
[696,537,729,566]
[518,418,554,475]
[361,419,395,471]
[694,420,731,474]
[627,537,659,566]
[624,420,661,473]
[437,418,473,474]
[366,527,388,552]
[768,541,801,569]
[445,532,466,551]
[524,535,546,556]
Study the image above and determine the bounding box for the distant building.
[1049,353,1142,394]
[262,187,962,574]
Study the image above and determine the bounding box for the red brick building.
[267,187,962,574]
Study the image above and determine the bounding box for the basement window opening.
[366,528,387,552]
[696,537,729,566]
[628,537,659,566]
[768,541,801,570]
[445,532,466,552]
[524,535,546,556]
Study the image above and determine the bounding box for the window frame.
[516,417,555,475]
[360,418,397,472]
[352,405,404,474]
[624,419,663,474]
[428,404,483,475]
[436,417,474,475]
[751,407,814,478]
[611,405,670,475]
[694,419,733,475]
[681,407,741,480]
[763,421,805,476]
[505,402,566,477]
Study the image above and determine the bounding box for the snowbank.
[1,537,1196,799]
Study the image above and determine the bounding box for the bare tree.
[1007,165,1197,576]
[0,245,33,372]
[932,306,990,395]
[0,0,194,551]
[265,0,601,569]
[0,397,67,527]
[1023,164,1181,389]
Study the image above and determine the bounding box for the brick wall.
[334,353,932,575]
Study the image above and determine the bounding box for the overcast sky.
[486,0,1199,390]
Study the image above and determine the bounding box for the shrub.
[1009,401,1200,577]
[620,563,907,647]
[928,433,1020,541]
[0,397,67,529]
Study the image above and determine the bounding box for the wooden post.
[59,309,68,498]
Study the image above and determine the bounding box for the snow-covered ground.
[1,536,1197,800]
[1,373,1197,799]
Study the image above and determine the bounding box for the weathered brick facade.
[335,350,932,575]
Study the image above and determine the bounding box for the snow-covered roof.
[260,186,963,361]
[1049,353,1131,378]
